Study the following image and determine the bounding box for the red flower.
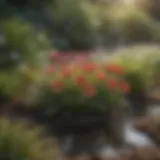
[107,79,119,90]
[62,69,72,77]
[84,85,96,97]
[106,64,125,74]
[75,75,87,86]
[120,81,130,94]
[53,80,63,92]
[97,72,106,80]
[83,62,96,72]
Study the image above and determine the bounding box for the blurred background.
[0,0,160,160]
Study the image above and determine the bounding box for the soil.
[147,87,160,104]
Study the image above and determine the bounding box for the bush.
[133,0,160,20]
[108,6,160,43]
[0,69,36,105]
[39,54,131,114]
[144,52,160,87]
[98,8,116,45]
[152,58,160,86]
[0,118,60,160]
[48,0,98,50]
[111,57,148,94]
[110,47,160,94]
[0,18,50,69]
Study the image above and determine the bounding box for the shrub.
[0,69,36,105]
[144,52,160,87]
[111,48,160,94]
[152,58,160,86]
[39,54,131,114]
[0,18,50,69]
[0,118,61,160]
[111,56,148,95]
[108,6,160,43]
[48,0,98,50]
[98,8,116,45]
[133,0,160,20]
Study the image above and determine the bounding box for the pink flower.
[50,52,59,61]
[120,81,131,94]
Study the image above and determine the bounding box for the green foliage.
[1,0,160,52]
[98,8,115,44]
[0,18,50,69]
[144,52,160,87]
[0,118,60,160]
[0,69,37,105]
[113,58,147,94]
[134,0,160,20]
[108,6,160,43]
[152,58,160,85]
[0,72,19,104]
[111,48,160,94]
[48,0,98,50]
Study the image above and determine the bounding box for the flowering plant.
[41,53,131,113]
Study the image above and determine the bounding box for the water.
[124,121,154,147]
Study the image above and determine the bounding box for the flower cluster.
[44,52,131,112]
